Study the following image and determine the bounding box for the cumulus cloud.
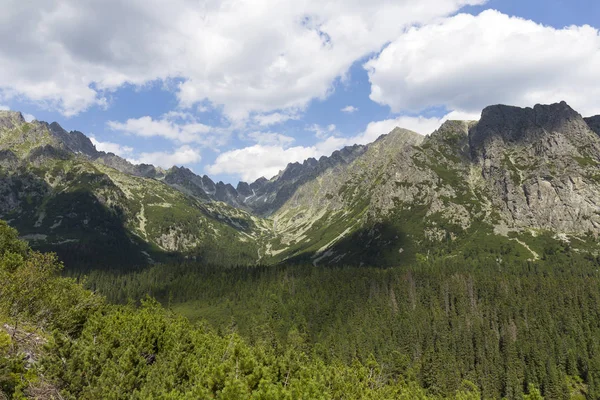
[107,114,220,145]
[243,131,296,147]
[22,113,36,122]
[252,111,300,127]
[0,0,483,117]
[341,105,358,113]
[206,145,317,182]
[129,145,201,168]
[0,105,8,111]
[90,137,134,157]
[307,123,337,139]
[365,10,600,116]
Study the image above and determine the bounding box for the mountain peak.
[374,127,425,148]
[47,122,98,157]
[0,110,26,130]
[469,101,590,155]
[430,120,471,139]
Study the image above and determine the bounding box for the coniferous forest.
[2,0,600,397]
[2,219,600,399]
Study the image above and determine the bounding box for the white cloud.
[90,137,134,157]
[91,136,201,168]
[0,105,8,111]
[206,145,317,182]
[341,105,358,113]
[0,0,483,117]
[365,10,600,116]
[243,131,296,147]
[253,111,300,127]
[107,115,216,145]
[22,113,36,122]
[308,123,337,139]
[129,145,201,168]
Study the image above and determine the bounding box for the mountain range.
[0,101,599,269]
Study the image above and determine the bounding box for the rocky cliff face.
[586,115,600,136]
[47,120,163,178]
[470,102,600,234]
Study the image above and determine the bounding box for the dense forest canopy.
[1,219,600,399]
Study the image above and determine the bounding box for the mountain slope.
[0,111,269,269]
[1,102,599,270]
[265,102,600,266]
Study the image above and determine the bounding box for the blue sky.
[1,0,599,184]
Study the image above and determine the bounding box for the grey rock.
[27,145,72,167]
[161,142,367,216]
[163,166,211,200]
[469,102,600,234]
[0,111,25,130]
[47,122,99,157]
[0,150,19,170]
[585,115,600,136]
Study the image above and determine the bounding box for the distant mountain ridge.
[1,102,599,269]
[164,143,367,215]
[0,110,368,217]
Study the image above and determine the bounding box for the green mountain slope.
[1,102,599,270]
[0,111,270,269]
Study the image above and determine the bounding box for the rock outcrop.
[470,102,600,234]
[586,115,600,136]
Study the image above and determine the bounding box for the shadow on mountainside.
[1,166,169,272]
[284,220,419,268]
[35,189,158,271]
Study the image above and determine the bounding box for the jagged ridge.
[1,102,599,269]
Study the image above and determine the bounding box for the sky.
[0,0,599,184]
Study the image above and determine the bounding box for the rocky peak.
[214,182,246,208]
[279,162,304,181]
[432,120,471,139]
[47,122,98,157]
[423,120,472,161]
[249,177,268,192]
[0,110,26,130]
[162,167,210,200]
[201,175,216,195]
[304,157,318,168]
[329,144,367,164]
[386,127,425,145]
[45,121,160,178]
[469,101,595,159]
[368,128,425,155]
[236,182,253,197]
[585,116,600,136]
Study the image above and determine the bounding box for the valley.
[1,101,600,399]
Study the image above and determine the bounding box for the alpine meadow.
[1,0,600,399]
